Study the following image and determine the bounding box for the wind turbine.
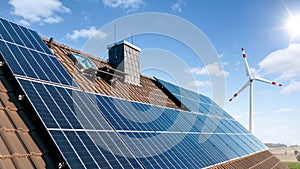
[229,48,282,133]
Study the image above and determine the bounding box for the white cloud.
[280,81,300,94]
[103,0,144,12]
[66,26,107,40]
[259,43,300,93]
[259,43,300,80]
[171,0,185,12]
[187,62,229,77]
[188,80,210,87]
[276,108,294,113]
[8,0,70,25]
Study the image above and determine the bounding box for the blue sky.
[1,0,300,145]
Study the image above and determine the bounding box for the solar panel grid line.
[10,22,35,49]
[0,36,52,59]
[85,90,191,115]
[50,56,76,86]
[92,131,149,169]
[77,131,120,169]
[16,75,78,93]
[45,84,84,129]
[97,95,140,131]
[97,93,193,131]
[100,96,150,131]
[7,42,40,78]
[97,133,143,168]
[68,129,141,169]
[0,19,14,42]
[19,79,144,168]
[104,96,198,168]
[117,137,159,169]
[68,90,112,130]
[0,41,25,75]
[157,92,233,121]
[17,78,60,128]
[16,79,93,168]
[18,46,50,81]
[222,119,244,134]
[50,130,87,169]
[173,93,230,119]
[90,92,243,135]
[77,94,149,168]
[194,134,229,165]
[93,95,190,168]
[16,23,45,52]
[2,19,25,47]
[0,18,77,86]
[63,131,103,169]
[157,109,227,166]
[27,28,53,55]
[0,38,76,86]
[204,149,267,169]
[32,81,74,129]
[46,56,74,86]
[160,133,210,168]
[120,100,182,132]
[238,135,261,152]
[120,107,199,168]
[204,117,255,154]
[0,18,45,55]
[186,110,249,159]
[120,132,185,169]
[140,133,189,169]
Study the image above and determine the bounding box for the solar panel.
[0,18,76,87]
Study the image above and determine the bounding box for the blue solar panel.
[0,18,76,86]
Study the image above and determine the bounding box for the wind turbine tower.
[229,48,282,133]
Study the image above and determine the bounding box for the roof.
[0,17,288,169]
[0,70,55,168]
[44,37,180,110]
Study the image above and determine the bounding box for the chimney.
[107,40,141,85]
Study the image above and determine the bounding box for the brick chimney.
[107,40,141,85]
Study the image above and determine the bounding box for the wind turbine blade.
[242,48,252,77]
[229,80,251,101]
[254,76,282,86]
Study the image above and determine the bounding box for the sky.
[1,0,300,145]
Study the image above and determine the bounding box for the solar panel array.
[0,18,268,169]
[0,18,76,87]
